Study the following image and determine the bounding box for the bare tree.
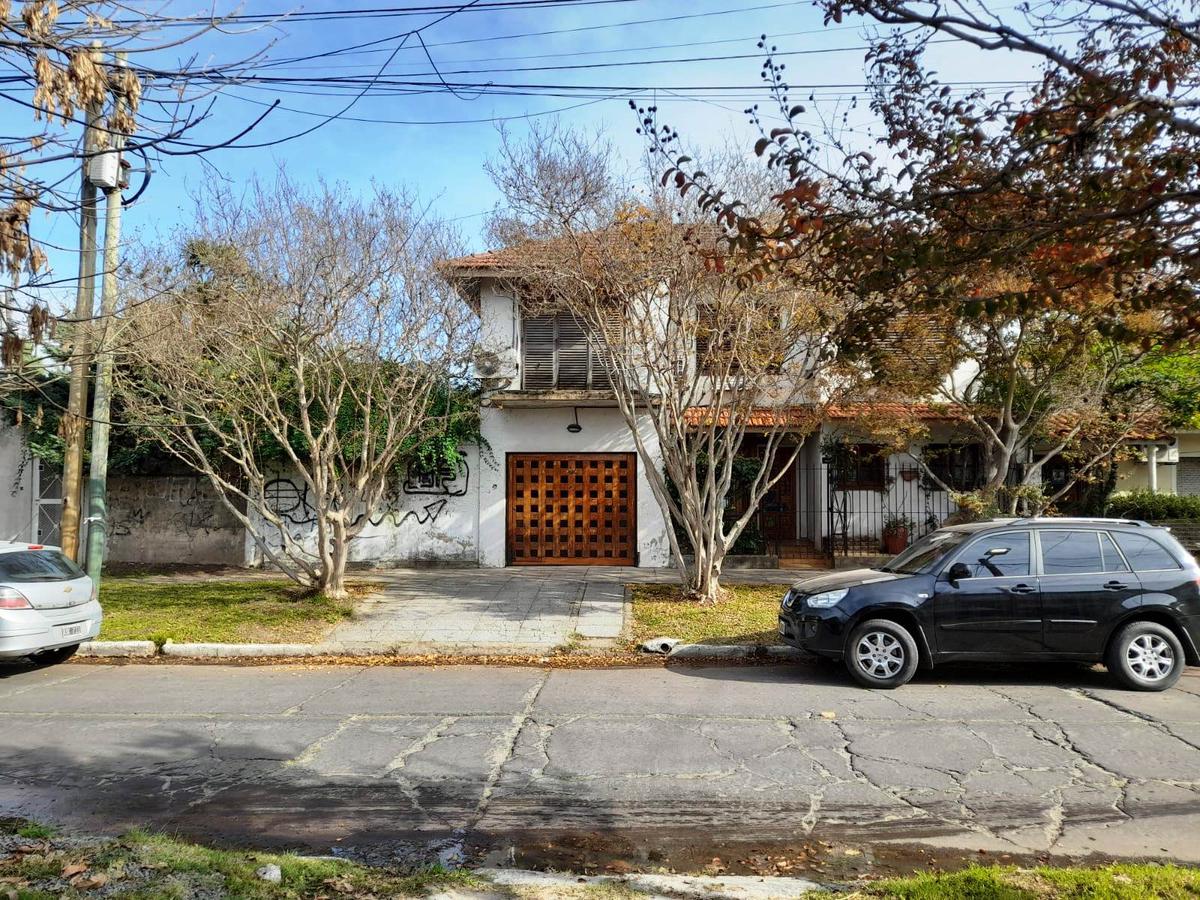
[120,174,477,598]
[0,1,278,392]
[486,125,856,602]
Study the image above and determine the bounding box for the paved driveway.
[1,661,1198,867]
[327,567,804,651]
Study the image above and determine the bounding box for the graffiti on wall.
[110,478,223,539]
[105,476,244,565]
[263,458,469,529]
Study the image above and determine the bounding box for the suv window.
[1097,532,1130,573]
[1112,532,1182,572]
[1041,530,1107,575]
[957,531,1031,578]
[0,549,85,583]
[885,530,968,574]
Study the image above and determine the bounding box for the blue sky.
[6,0,1042,304]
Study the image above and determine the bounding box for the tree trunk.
[685,517,726,604]
[319,515,351,600]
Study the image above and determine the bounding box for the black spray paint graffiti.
[263,459,469,529]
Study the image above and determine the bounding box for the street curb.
[668,643,809,661]
[478,867,826,899]
[78,640,157,658]
[161,641,333,658]
[75,639,809,663]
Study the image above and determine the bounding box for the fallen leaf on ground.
[61,862,89,878]
[69,873,109,890]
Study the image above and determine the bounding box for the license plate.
[59,623,85,638]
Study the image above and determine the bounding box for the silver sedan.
[0,542,102,663]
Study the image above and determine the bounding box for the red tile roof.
[441,248,522,272]
[682,403,964,429]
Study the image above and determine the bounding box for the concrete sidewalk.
[323,566,805,652]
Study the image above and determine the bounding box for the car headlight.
[806,588,848,609]
[782,590,796,609]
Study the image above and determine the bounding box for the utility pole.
[84,51,128,583]
[59,40,103,561]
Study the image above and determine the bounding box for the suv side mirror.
[946,562,971,583]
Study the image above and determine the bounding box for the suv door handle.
[1007,583,1037,594]
[1103,580,1129,591]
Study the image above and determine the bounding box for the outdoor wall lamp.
[567,407,582,434]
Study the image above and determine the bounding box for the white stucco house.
[438,248,980,569]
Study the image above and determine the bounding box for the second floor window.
[522,312,612,390]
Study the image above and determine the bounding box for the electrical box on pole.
[86,151,121,189]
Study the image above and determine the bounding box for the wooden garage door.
[507,453,636,565]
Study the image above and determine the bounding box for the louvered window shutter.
[522,311,617,389]
[556,315,590,388]
[522,315,556,389]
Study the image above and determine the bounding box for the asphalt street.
[1,661,1199,868]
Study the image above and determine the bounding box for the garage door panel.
[507,453,636,565]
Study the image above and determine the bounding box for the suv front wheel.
[1106,621,1184,692]
[845,619,919,689]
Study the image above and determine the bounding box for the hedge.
[1105,490,1200,520]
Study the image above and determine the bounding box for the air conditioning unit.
[473,347,518,383]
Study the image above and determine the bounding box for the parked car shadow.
[668,655,1124,690]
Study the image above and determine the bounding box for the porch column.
[1147,445,1158,493]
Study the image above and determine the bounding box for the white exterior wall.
[1114,432,1200,495]
[819,422,963,541]
[477,405,671,567]
[0,424,35,542]
[246,446,480,568]
[478,282,521,390]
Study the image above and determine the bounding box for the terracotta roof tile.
[682,403,964,428]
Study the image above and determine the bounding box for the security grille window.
[521,312,613,390]
[922,443,984,491]
[830,444,888,491]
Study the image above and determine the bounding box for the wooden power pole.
[59,41,104,561]
[84,51,128,583]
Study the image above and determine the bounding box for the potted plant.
[881,514,915,555]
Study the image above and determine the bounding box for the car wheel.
[845,619,919,689]
[30,644,80,667]
[1106,622,1184,692]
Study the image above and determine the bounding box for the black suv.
[778,518,1200,690]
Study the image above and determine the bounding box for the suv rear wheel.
[845,619,919,689]
[1106,621,1184,692]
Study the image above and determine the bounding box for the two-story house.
[441,249,982,569]
[444,248,673,568]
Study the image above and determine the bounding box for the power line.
[251,1,809,70]
[62,0,651,27]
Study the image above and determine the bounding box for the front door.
[761,459,796,543]
[506,453,636,565]
[1038,529,1140,656]
[932,530,1042,655]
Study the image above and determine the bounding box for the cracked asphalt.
[1,661,1198,866]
